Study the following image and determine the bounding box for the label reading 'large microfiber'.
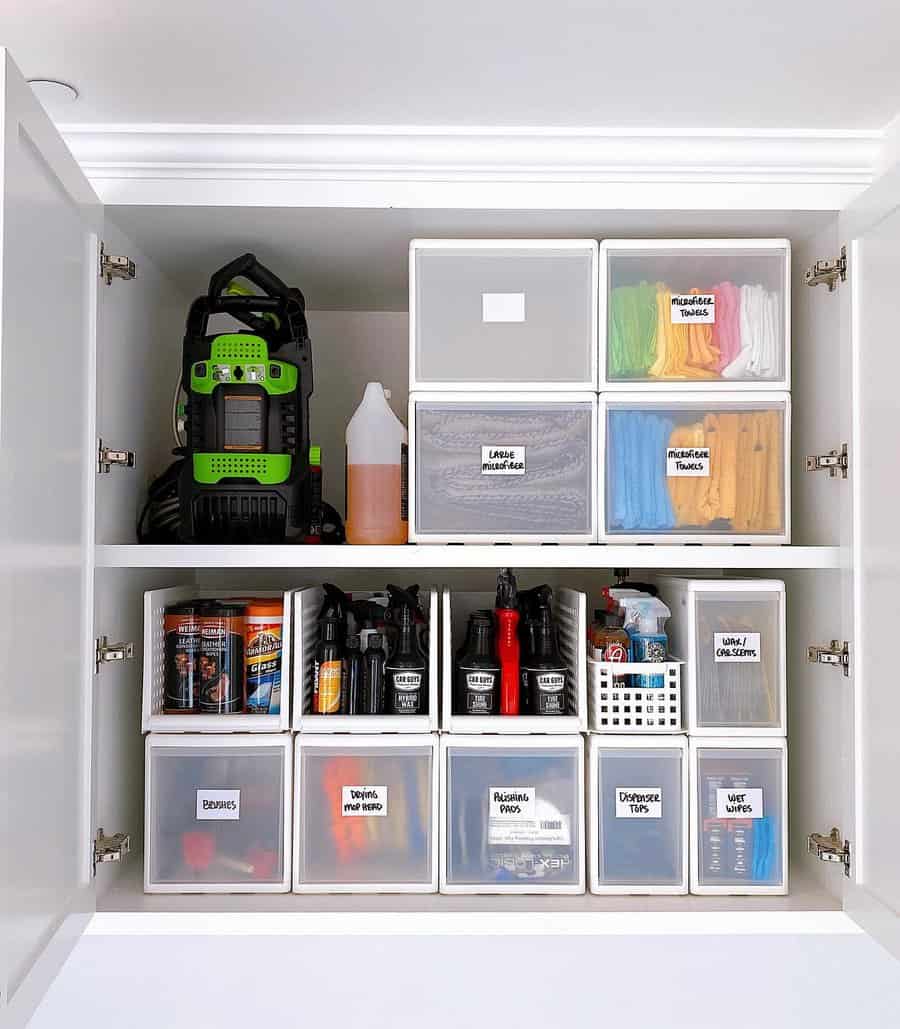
[481,445,526,475]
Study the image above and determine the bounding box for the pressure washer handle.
[208,252,290,303]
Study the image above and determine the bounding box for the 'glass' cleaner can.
[199,603,245,713]
[164,603,200,712]
[244,599,283,714]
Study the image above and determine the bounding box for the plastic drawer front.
[144,734,291,893]
[600,239,789,389]
[589,736,688,894]
[441,736,585,894]
[293,735,438,893]
[690,739,788,895]
[411,240,597,391]
[411,393,597,543]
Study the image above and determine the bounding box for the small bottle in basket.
[588,604,631,663]
[621,597,670,688]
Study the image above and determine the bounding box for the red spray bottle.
[495,568,520,715]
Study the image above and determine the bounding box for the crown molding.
[60,124,882,209]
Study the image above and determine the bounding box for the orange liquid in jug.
[346,464,406,545]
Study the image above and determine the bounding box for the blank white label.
[716,787,763,818]
[667,447,710,477]
[671,294,715,323]
[615,787,663,819]
[482,292,525,322]
[481,445,526,475]
[714,632,762,663]
[196,788,240,820]
[489,786,535,820]
[342,785,388,817]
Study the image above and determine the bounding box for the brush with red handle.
[495,568,520,716]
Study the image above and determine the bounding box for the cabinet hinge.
[805,245,847,291]
[93,828,131,876]
[98,438,135,474]
[99,242,136,285]
[808,827,851,877]
[95,636,135,673]
[807,640,850,676]
[806,443,848,479]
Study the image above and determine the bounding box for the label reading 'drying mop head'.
[196,789,241,820]
[615,787,663,819]
[487,787,571,846]
[714,632,762,663]
[716,787,763,819]
[666,447,710,477]
[341,785,388,817]
[670,294,715,324]
[481,445,526,476]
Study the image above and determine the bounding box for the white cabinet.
[2,42,900,1028]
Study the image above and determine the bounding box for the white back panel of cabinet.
[0,49,100,1027]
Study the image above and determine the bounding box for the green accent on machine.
[193,452,293,484]
[190,334,298,395]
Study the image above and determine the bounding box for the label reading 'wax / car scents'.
[195,788,241,820]
[481,445,526,475]
[714,632,761,663]
[716,787,763,819]
[341,785,388,817]
[615,786,662,819]
[670,294,715,324]
[666,447,710,477]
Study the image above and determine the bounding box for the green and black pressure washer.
[178,253,314,542]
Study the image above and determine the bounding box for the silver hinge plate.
[808,827,851,877]
[807,640,850,677]
[806,443,848,479]
[806,245,847,291]
[95,636,135,673]
[99,243,136,285]
[98,438,135,474]
[93,828,131,876]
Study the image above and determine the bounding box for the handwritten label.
[671,293,715,324]
[667,447,710,477]
[714,632,761,663]
[481,445,526,475]
[716,787,763,818]
[341,785,388,817]
[488,787,570,846]
[482,292,525,323]
[195,789,240,820]
[489,786,535,820]
[615,787,663,819]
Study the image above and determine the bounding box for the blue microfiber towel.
[609,411,676,531]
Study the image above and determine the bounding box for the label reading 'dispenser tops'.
[481,445,526,475]
[196,789,241,820]
[714,632,761,663]
[487,787,571,846]
[341,785,388,817]
[615,787,662,819]
[716,787,763,819]
[670,294,715,324]
[666,447,710,477]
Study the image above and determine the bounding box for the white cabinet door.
[841,164,900,959]
[0,49,101,1026]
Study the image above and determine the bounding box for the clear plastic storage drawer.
[411,240,597,390]
[441,736,585,893]
[600,393,790,543]
[589,737,687,894]
[600,239,789,389]
[293,735,438,893]
[144,735,291,893]
[411,393,597,543]
[690,739,787,895]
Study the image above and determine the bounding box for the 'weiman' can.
[198,602,245,713]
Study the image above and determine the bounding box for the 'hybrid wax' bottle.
[385,585,427,714]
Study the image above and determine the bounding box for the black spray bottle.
[363,633,386,714]
[521,588,568,716]
[455,611,501,715]
[341,634,365,714]
[385,584,428,715]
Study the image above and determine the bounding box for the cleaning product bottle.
[517,586,546,714]
[363,633,386,714]
[385,585,427,715]
[312,584,347,714]
[522,595,568,715]
[589,603,631,663]
[304,445,323,544]
[455,612,501,715]
[345,382,408,545]
[341,634,365,714]
[622,596,671,688]
[494,568,520,715]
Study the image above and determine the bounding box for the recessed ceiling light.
[27,79,79,106]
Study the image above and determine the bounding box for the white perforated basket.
[142,586,293,733]
[587,660,683,733]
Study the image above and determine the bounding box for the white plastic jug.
[345,382,408,545]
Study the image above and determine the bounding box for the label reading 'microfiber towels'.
[670,294,715,323]
[666,447,710,477]
[487,787,570,845]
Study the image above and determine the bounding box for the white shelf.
[95,544,846,570]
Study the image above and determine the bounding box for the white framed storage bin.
[690,738,788,896]
[410,392,597,544]
[599,239,790,390]
[410,239,598,391]
[588,736,688,895]
[658,577,786,736]
[144,734,292,894]
[599,392,790,544]
[292,585,439,733]
[442,587,587,733]
[293,734,438,893]
[587,660,683,733]
[440,735,585,894]
[142,586,293,733]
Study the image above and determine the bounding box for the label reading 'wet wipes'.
[671,294,715,324]
[714,632,761,663]
[481,445,526,475]
[342,785,388,817]
[716,787,763,819]
[666,447,710,477]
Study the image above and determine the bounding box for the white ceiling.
[3,0,900,129]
